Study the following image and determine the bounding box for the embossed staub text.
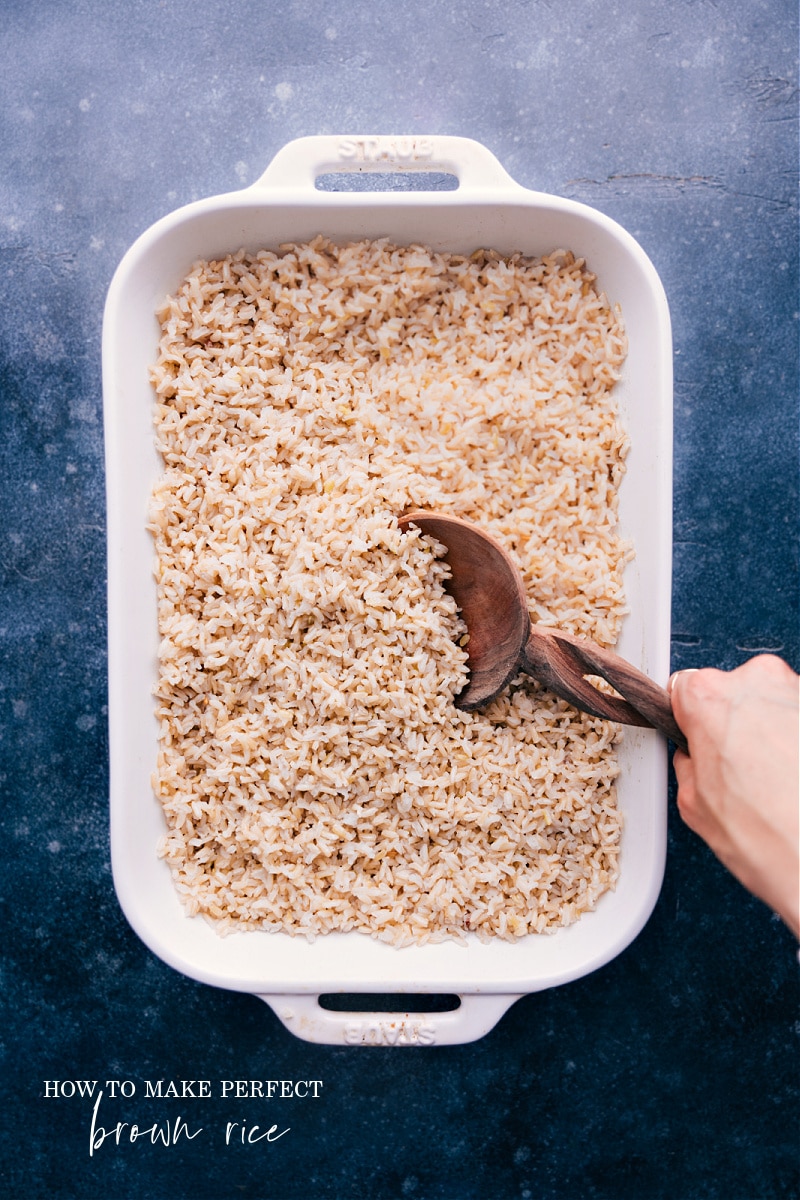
[337,137,435,163]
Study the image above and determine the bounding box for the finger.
[675,772,716,844]
[672,745,693,792]
[673,737,730,858]
[674,775,699,831]
[672,746,693,796]
[666,669,698,732]
[668,667,728,731]
[667,671,701,753]
[667,668,697,696]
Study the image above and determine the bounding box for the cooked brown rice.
[148,237,629,943]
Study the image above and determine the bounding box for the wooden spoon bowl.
[399,511,687,752]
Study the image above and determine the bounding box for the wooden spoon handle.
[521,627,688,753]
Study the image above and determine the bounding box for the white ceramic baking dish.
[103,135,672,1046]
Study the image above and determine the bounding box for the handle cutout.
[315,171,459,193]
[319,992,461,1013]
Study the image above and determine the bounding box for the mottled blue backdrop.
[1,2,797,1198]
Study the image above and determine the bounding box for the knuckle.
[740,653,796,681]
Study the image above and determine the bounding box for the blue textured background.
[1,2,797,1198]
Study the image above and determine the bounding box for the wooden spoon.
[399,511,687,752]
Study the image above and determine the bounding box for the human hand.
[668,655,799,938]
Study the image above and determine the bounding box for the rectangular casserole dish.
[103,135,672,1046]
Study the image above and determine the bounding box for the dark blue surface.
[1,2,798,1198]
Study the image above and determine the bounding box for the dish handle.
[257,992,524,1046]
[251,134,521,196]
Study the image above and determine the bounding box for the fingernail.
[668,668,698,695]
